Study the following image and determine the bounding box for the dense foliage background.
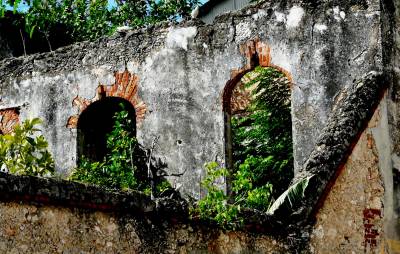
[195,67,294,228]
[0,0,199,54]
[231,66,293,202]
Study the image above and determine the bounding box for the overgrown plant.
[194,67,293,228]
[232,66,293,198]
[69,108,140,190]
[193,161,273,229]
[69,106,174,197]
[194,162,242,229]
[0,118,55,176]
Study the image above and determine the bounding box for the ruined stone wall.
[0,201,289,254]
[385,0,400,247]
[310,97,388,253]
[0,171,290,254]
[0,0,383,198]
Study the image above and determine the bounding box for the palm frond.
[267,174,314,214]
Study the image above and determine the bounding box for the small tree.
[0,0,200,52]
[0,118,55,177]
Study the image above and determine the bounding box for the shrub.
[69,109,139,190]
[0,118,55,176]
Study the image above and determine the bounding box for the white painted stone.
[286,6,305,28]
[333,6,340,15]
[274,11,285,22]
[235,22,252,42]
[166,27,197,51]
[252,9,267,20]
[314,24,328,33]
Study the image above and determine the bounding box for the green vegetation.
[69,106,172,196]
[0,118,55,176]
[0,67,294,227]
[0,0,199,51]
[193,67,294,228]
[0,107,171,198]
[194,162,242,229]
[69,109,140,190]
[232,66,293,200]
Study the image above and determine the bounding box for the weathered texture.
[0,70,388,253]
[67,70,147,128]
[0,201,289,253]
[0,171,290,254]
[0,172,154,213]
[0,0,384,198]
[384,0,400,248]
[310,100,385,253]
[1,0,400,251]
[286,71,388,223]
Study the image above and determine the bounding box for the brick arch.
[67,70,147,128]
[222,39,293,195]
[0,108,20,134]
[222,39,293,114]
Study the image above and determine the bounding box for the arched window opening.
[77,97,136,162]
[223,66,293,210]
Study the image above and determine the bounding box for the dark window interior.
[77,97,136,161]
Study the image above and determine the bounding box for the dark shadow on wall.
[77,97,136,162]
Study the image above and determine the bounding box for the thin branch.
[19,29,26,56]
[43,32,52,52]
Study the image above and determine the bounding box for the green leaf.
[267,174,314,214]
[13,0,21,13]
[29,24,36,38]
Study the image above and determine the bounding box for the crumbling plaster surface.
[0,0,385,197]
[378,0,400,247]
[310,98,387,253]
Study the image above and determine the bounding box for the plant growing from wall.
[0,118,55,176]
[70,106,174,197]
[232,66,293,198]
[194,162,241,228]
[69,108,140,190]
[194,67,293,228]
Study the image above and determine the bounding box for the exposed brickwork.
[230,81,253,115]
[223,39,292,114]
[0,108,19,134]
[67,70,146,128]
[309,104,385,253]
[238,39,292,82]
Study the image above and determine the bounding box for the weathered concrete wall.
[0,171,290,254]
[0,0,384,198]
[0,201,290,254]
[310,97,387,253]
[384,0,400,248]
